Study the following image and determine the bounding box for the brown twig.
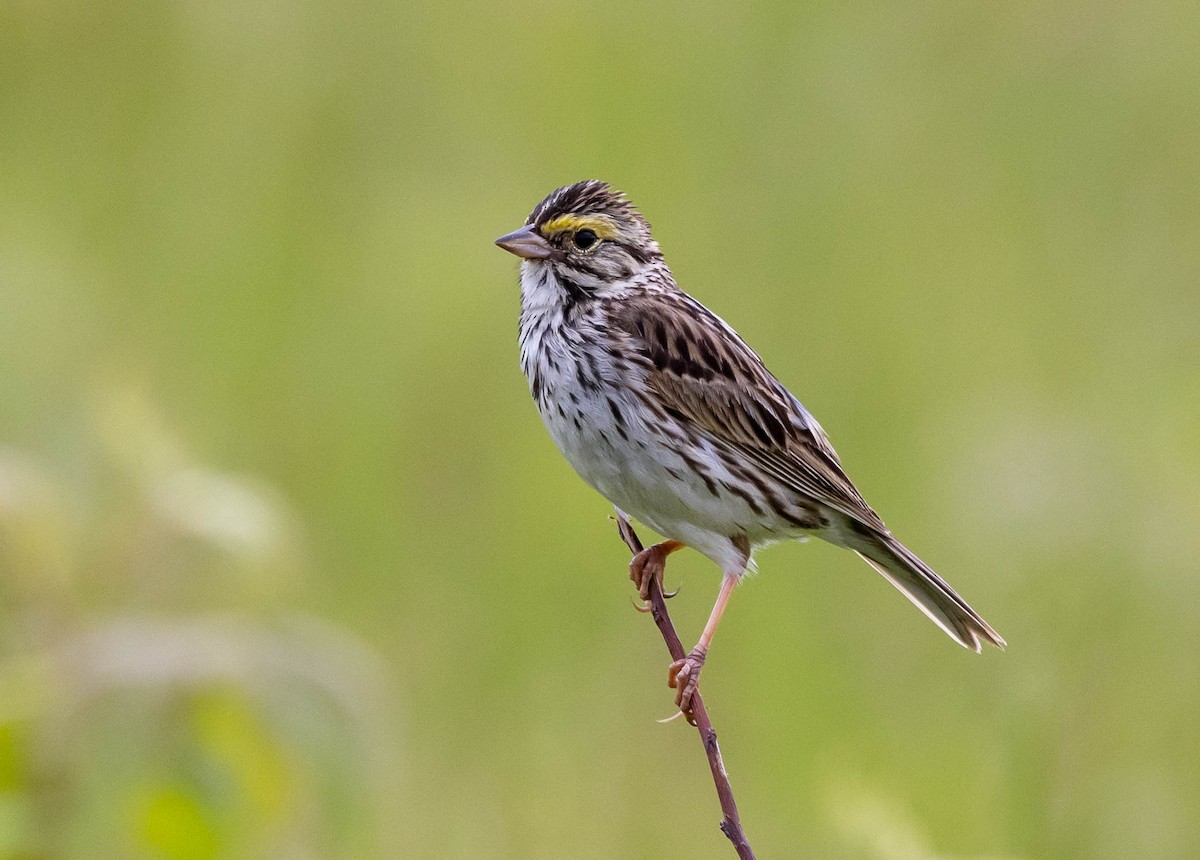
[615,511,756,860]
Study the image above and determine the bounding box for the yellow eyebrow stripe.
[540,214,619,240]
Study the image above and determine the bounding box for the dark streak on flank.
[582,347,604,390]
[574,361,600,394]
[675,446,719,497]
[606,397,628,441]
[719,480,767,517]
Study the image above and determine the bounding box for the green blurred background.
[2,1,1198,857]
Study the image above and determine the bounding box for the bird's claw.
[629,585,680,613]
[629,545,667,601]
[667,646,707,714]
[656,708,697,727]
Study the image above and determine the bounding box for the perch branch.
[615,511,755,860]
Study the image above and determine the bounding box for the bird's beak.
[495,224,553,260]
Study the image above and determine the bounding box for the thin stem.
[615,512,756,860]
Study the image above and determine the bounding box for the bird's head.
[495,180,662,300]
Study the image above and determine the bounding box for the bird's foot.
[668,646,707,713]
[629,540,683,603]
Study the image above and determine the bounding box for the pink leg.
[669,571,739,713]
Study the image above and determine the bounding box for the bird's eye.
[573,229,599,251]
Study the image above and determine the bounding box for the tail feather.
[855,536,1005,652]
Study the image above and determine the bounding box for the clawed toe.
[667,646,707,713]
[629,540,683,602]
[628,551,660,602]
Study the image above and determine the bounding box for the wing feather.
[611,292,888,534]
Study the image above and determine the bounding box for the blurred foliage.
[2,0,1199,857]
[0,391,401,858]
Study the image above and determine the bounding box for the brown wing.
[611,291,888,534]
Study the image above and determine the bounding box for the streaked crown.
[529,180,649,236]
[532,180,660,262]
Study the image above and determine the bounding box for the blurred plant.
[826,778,1021,860]
[0,387,403,859]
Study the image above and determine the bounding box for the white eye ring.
[572,229,600,252]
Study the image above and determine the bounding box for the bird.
[495,180,1004,714]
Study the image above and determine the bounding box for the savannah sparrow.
[496,180,1004,713]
